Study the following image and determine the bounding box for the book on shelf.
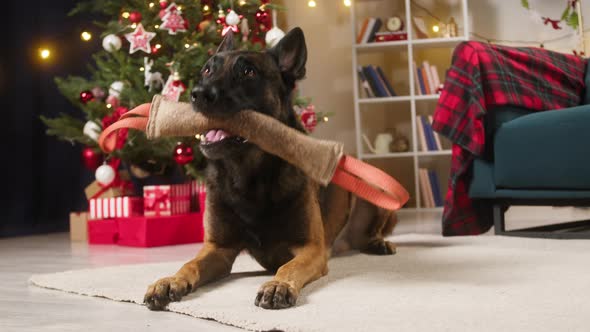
[428,115,443,150]
[357,17,384,44]
[357,66,375,98]
[356,18,370,44]
[375,31,408,42]
[359,65,396,98]
[419,168,444,208]
[416,115,444,151]
[428,169,443,207]
[414,62,442,95]
[412,61,422,96]
[418,168,434,208]
[375,66,397,96]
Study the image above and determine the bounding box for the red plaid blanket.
[432,41,587,236]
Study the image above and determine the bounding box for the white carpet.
[30,234,590,332]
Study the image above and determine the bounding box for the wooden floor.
[0,233,240,332]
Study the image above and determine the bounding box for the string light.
[432,25,440,33]
[139,67,145,71]
[131,23,137,28]
[184,43,190,48]
[323,116,329,122]
[81,31,92,41]
[149,2,155,8]
[177,5,182,10]
[122,12,130,19]
[238,0,246,6]
[106,104,113,109]
[155,44,162,49]
[344,0,351,7]
[39,48,51,60]
[308,0,316,8]
[154,24,160,29]
[203,5,210,11]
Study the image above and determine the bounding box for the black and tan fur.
[143,28,398,310]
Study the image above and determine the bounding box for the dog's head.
[191,28,307,160]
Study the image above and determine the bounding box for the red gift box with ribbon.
[87,219,119,244]
[116,212,204,247]
[143,183,191,216]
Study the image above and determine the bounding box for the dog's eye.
[243,66,256,78]
[202,66,212,77]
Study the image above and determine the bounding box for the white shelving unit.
[350,0,469,210]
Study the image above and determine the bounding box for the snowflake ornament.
[160,2,187,35]
[125,23,156,54]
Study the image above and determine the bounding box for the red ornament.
[80,90,94,104]
[255,9,271,30]
[300,106,318,133]
[151,45,159,53]
[159,0,168,9]
[173,142,194,165]
[129,11,142,23]
[81,147,103,170]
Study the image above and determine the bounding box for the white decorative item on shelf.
[102,34,122,52]
[350,0,469,210]
[83,121,101,142]
[265,10,285,48]
[95,164,116,186]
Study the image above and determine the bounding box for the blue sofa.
[468,69,590,239]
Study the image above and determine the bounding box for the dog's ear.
[216,31,235,53]
[269,27,307,82]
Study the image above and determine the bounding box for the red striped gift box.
[143,183,191,217]
[89,197,143,220]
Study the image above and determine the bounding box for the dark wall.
[1,1,99,237]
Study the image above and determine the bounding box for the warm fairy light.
[343,0,351,7]
[195,134,202,140]
[131,23,137,28]
[308,0,317,7]
[122,11,130,19]
[432,25,440,33]
[39,48,51,60]
[139,67,145,71]
[203,4,210,11]
[106,104,113,109]
[184,43,190,48]
[81,31,92,41]
[155,44,162,49]
[149,2,155,8]
[324,116,329,122]
[154,24,160,29]
[177,5,182,10]
[238,0,247,5]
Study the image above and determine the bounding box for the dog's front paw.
[255,281,298,310]
[144,276,192,311]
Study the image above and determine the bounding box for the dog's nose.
[191,86,218,104]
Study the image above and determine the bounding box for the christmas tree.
[42,0,328,182]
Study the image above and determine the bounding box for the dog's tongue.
[206,129,231,143]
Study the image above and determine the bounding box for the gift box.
[143,183,191,216]
[69,212,88,242]
[117,212,204,247]
[89,196,143,220]
[87,219,118,244]
[84,180,134,200]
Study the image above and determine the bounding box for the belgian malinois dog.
[143,27,398,310]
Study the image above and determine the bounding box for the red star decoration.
[124,23,156,54]
[160,3,187,35]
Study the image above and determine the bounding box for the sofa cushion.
[494,104,590,189]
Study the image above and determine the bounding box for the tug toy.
[99,95,409,210]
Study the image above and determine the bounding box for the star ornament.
[125,23,156,54]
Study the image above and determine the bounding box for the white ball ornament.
[83,121,101,142]
[102,34,122,52]
[109,81,125,98]
[265,27,285,48]
[95,164,116,186]
[226,10,240,26]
